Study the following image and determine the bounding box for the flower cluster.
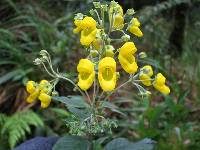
[26,80,52,108]
[74,1,170,95]
[24,0,170,136]
[25,0,170,110]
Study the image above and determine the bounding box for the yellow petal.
[80,28,97,46]
[80,17,96,30]
[77,59,95,90]
[26,81,36,93]
[139,74,152,86]
[141,65,153,77]
[40,102,49,108]
[128,26,143,37]
[73,19,83,33]
[38,93,51,103]
[154,84,170,95]
[98,57,117,91]
[113,15,124,30]
[118,54,138,74]
[26,89,39,103]
[119,42,137,56]
[131,18,141,27]
[39,80,50,93]
[154,73,166,86]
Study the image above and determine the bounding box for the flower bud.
[40,50,48,56]
[121,34,130,42]
[101,4,108,11]
[93,2,101,8]
[126,9,135,15]
[89,9,95,16]
[52,91,59,96]
[33,58,42,65]
[138,52,147,58]
[74,13,84,20]
[90,50,99,57]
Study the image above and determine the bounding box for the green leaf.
[68,106,91,121]
[105,138,156,150]
[52,96,89,108]
[53,136,90,150]
[100,101,126,116]
[178,90,190,104]
[0,70,20,85]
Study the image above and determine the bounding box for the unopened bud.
[89,9,95,16]
[90,50,99,57]
[138,52,147,58]
[101,4,108,11]
[126,9,135,15]
[33,58,42,65]
[52,91,59,96]
[93,2,101,9]
[74,13,84,20]
[121,34,130,42]
[40,50,48,56]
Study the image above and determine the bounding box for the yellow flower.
[38,93,51,108]
[73,19,82,33]
[80,17,97,46]
[118,42,138,74]
[80,17,96,30]
[26,89,40,103]
[80,28,97,46]
[109,4,124,30]
[113,15,124,30]
[77,59,95,90]
[141,65,153,76]
[139,74,152,86]
[139,65,153,86]
[73,17,96,33]
[98,57,117,91]
[73,17,97,46]
[153,73,170,95]
[39,80,50,93]
[128,18,143,37]
[25,80,52,108]
[26,81,36,93]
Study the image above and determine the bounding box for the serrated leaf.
[53,136,90,150]
[52,96,89,108]
[105,138,156,150]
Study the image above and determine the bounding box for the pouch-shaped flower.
[109,4,124,30]
[128,18,143,37]
[139,65,153,86]
[80,28,97,46]
[153,73,170,95]
[118,42,138,74]
[98,57,117,91]
[38,93,51,108]
[77,59,95,90]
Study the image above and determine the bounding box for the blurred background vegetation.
[0,0,199,149]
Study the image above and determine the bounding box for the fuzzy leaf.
[53,96,89,108]
[53,136,90,150]
[105,138,156,150]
